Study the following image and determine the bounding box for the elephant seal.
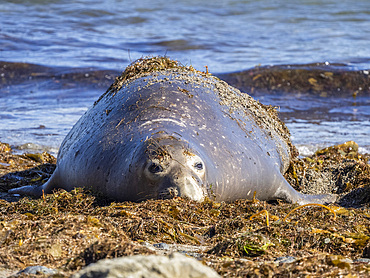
[10,57,335,205]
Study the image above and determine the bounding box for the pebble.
[354,258,370,264]
[274,256,297,264]
[16,265,57,275]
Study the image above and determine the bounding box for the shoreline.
[2,59,369,159]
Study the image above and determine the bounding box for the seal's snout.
[157,174,205,201]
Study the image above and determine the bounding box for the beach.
[0,0,369,276]
[0,139,369,277]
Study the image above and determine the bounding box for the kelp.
[0,141,369,277]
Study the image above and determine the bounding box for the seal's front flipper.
[9,171,59,198]
[8,185,44,197]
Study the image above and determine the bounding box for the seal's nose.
[158,186,179,199]
[157,174,180,199]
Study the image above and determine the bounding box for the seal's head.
[130,135,206,201]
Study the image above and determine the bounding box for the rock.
[354,258,370,264]
[274,256,297,264]
[72,252,220,278]
[152,243,170,250]
[17,265,57,275]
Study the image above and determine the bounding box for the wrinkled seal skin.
[10,61,335,204]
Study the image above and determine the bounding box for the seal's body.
[10,58,334,204]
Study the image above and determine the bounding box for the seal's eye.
[194,162,203,170]
[148,163,163,174]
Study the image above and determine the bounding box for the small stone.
[153,243,170,250]
[274,256,296,264]
[354,258,370,264]
[18,265,57,275]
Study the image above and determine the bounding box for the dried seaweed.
[0,143,369,277]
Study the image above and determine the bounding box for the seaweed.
[0,131,369,276]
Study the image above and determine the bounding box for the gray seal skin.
[10,59,335,205]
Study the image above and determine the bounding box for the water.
[0,0,369,156]
[1,0,370,71]
[257,94,370,156]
